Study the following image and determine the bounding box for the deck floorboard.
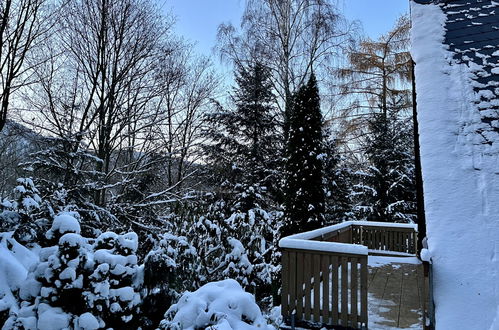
[368,260,423,329]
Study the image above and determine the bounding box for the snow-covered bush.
[158,279,272,330]
[89,231,141,328]
[13,178,42,216]
[0,212,145,329]
[141,233,199,327]
[35,214,89,315]
[0,232,39,327]
[0,178,46,245]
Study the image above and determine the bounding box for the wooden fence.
[279,221,418,330]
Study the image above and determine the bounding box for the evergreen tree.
[352,108,416,223]
[322,134,354,224]
[203,61,282,299]
[284,74,325,236]
[203,60,281,200]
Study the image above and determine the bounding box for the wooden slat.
[322,254,330,324]
[388,230,393,251]
[304,253,312,321]
[405,232,409,252]
[313,254,321,322]
[407,232,412,253]
[413,232,418,254]
[296,252,304,319]
[360,256,368,326]
[289,252,296,314]
[351,257,358,328]
[341,257,348,326]
[383,230,387,250]
[281,251,289,318]
[332,255,339,324]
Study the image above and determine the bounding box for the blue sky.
[165,0,410,56]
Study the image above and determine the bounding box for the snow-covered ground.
[411,1,499,329]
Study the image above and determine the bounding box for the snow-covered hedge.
[1,212,142,329]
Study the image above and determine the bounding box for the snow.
[78,312,100,330]
[420,248,431,262]
[46,212,81,239]
[117,232,138,252]
[37,303,70,330]
[0,233,38,315]
[368,256,421,268]
[411,1,499,329]
[163,279,271,330]
[279,221,416,255]
[279,238,367,255]
[59,233,84,247]
[94,249,136,267]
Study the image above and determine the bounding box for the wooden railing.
[352,224,418,255]
[279,221,418,329]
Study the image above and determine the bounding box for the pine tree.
[284,74,325,236]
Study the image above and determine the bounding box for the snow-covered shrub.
[184,193,282,304]
[222,237,253,287]
[0,232,39,327]
[89,231,141,328]
[158,279,272,330]
[1,212,143,329]
[35,216,89,315]
[13,178,42,216]
[141,233,199,327]
[223,204,282,299]
[0,202,20,232]
[5,178,46,245]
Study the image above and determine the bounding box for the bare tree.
[217,0,355,133]
[0,0,48,132]
[154,42,220,190]
[22,0,174,208]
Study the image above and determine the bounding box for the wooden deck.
[368,257,423,329]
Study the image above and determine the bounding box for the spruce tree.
[203,60,282,299]
[353,108,416,223]
[284,74,325,236]
[204,60,280,196]
[322,134,354,224]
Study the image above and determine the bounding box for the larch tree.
[336,15,416,222]
[284,74,325,236]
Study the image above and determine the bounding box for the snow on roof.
[411,0,499,329]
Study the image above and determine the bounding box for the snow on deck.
[368,257,423,330]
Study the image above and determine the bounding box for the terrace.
[279,221,431,329]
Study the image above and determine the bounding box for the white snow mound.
[164,279,272,330]
[46,212,81,239]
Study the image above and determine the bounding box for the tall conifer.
[284,74,325,236]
